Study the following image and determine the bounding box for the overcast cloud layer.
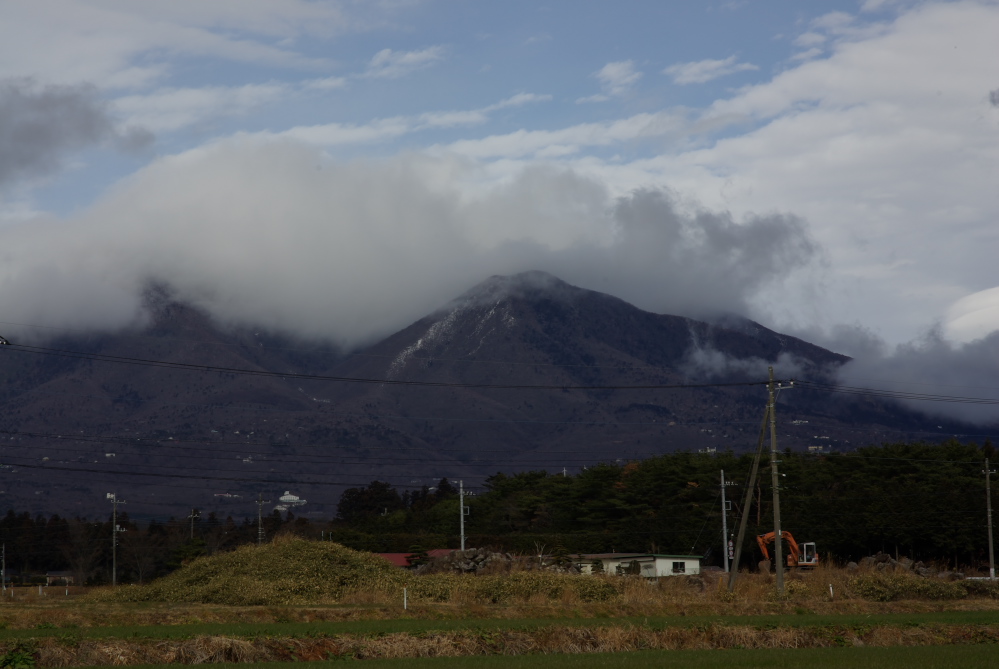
[0,139,817,346]
[0,1,997,425]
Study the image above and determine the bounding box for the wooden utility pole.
[728,405,770,592]
[768,366,785,595]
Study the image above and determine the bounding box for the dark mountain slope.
[0,272,962,518]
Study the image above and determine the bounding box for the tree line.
[2,439,996,583]
[328,439,998,570]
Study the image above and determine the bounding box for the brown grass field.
[0,540,997,666]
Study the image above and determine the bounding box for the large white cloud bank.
[0,137,817,347]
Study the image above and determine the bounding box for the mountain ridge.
[0,271,960,519]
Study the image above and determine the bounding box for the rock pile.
[419,548,584,574]
[847,552,965,580]
[418,548,516,574]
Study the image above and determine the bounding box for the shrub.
[849,571,967,602]
[963,579,999,598]
[0,643,37,669]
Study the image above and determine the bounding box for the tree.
[434,478,458,501]
[406,545,430,568]
[337,481,404,523]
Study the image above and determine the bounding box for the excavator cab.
[798,542,819,567]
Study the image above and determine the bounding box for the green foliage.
[0,643,36,669]
[406,545,430,567]
[849,571,968,602]
[962,579,999,598]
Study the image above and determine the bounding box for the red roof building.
[377,549,452,567]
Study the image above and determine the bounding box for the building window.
[672,561,685,574]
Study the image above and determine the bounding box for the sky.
[0,0,998,422]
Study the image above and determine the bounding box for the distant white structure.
[573,553,702,577]
[274,490,307,513]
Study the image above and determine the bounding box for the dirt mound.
[91,537,405,605]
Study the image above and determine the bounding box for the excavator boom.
[756,531,819,568]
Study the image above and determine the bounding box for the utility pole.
[728,405,769,592]
[188,508,200,540]
[768,366,785,595]
[459,480,467,551]
[256,494,270,546]
[0,337,8,593]
[106,493,126,586]
[986,459,996,579]
[720,470,734,573]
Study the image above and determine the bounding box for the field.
[1,539,998,667]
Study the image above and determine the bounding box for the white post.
[459,480,466,551]
[107,493,126,587]
[403,587,408,610]
[721,470,730,573]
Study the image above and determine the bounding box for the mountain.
[0,272,962,519]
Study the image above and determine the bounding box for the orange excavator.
[757,531,819,569]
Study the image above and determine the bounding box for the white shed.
[574,553,702,577]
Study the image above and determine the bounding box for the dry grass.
[14,621,999,666]
[3,552,998,632]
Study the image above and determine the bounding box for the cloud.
[363,46,446,79]
[576,94,610,104]
[663,55,758,85]
[305,77,348,91]
[113,83,288,132]
[440,111,689,159]
[276,92,551,146]
[834,328,999,426]
[0,1,348,89]
[595,61,642,96]
[0,78,151,189]
[0,137,818,351]
[637,0,999,344]
[945,287,999,344]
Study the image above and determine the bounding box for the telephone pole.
[188,508,200,540]
[986,459,996,579]
[106,493,126,586]
[720,470,736,572]
[256,494,270,546]
[728,405,769,592]
[768,366,785,595]
[459,480,467,550]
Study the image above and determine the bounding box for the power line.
[795,380,999,405]
[0,343,771,391]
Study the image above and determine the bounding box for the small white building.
[274,490,307,513]
[573,553,702,577]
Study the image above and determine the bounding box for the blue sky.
[1,0,998,420]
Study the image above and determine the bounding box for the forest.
[1,440,995,584]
